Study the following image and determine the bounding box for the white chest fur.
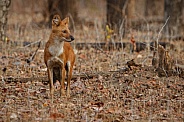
[47,39,64,67]
[48,39,64,57]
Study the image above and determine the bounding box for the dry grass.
[1,26,184,121]
[0,5,184,122]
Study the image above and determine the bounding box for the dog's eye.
[62,30,67,33]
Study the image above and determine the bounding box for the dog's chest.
[48,41,64,57]
[47,42,64,67]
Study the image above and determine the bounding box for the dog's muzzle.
[70,35,75,41]
[62,35,75,42]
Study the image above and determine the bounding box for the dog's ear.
[61,17,69,26]
[52,15,61,26]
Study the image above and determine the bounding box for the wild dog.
[44,14,75,100]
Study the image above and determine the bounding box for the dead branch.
[154,45,174,77]
[155,16,170,48]
[126,59,141,70]
[175,64,184,69]
[1,71,113,84]
[26,40,41,64]
[75,42,169,52]
[152,16,173,77]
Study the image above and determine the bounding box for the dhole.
[44,15,75,100]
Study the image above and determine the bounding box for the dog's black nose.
[70,35,75,41]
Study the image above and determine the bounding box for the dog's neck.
[49,38,64,57]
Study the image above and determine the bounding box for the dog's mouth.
[62,35,74,42]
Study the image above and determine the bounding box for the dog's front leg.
[60,66,66,96]
[48,68,54,102]
[66,66,73,98]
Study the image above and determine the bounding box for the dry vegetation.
[0,1,184,122]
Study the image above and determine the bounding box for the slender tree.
[48,0,78,26]
[106,0,128,31]
[0,0,11,41]
[164,0,184,39]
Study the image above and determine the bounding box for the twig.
[135,13,150,52]
[156,16,170,49]
[11,38,42,52]
[175,64,184,69]
[119,19,125,51]
[67,13,76,35]
[93,46,111,58]
[67,13,76,48]
[1,71,114,83]
[26,40,41,64]
[162,68,168,77]
[1,75,5,85]
[22,38,42,48]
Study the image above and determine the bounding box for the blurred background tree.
[164,0,184,40]
[106,0,128,29]
[0,0,11,41]
[4,0,184,40]
[48,0,78,26]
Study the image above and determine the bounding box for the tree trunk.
[145,0,164,17]
[106,0,128,33]
[48,0,78,27]
[164,0,183,40]
[0,0,11,41]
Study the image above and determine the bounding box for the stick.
[26,40,41,64]
[22,39,42,48]
[1,72,113,83]
[156,16,170,50]
[175,64,184,69]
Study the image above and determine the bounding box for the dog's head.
[52,15,74,42]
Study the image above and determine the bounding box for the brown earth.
[1,3,184,120]
[0,40,183,121]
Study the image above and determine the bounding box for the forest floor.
[0,35,184,121]
[1,1,183,121]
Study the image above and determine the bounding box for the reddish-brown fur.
[44,15,75,101]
